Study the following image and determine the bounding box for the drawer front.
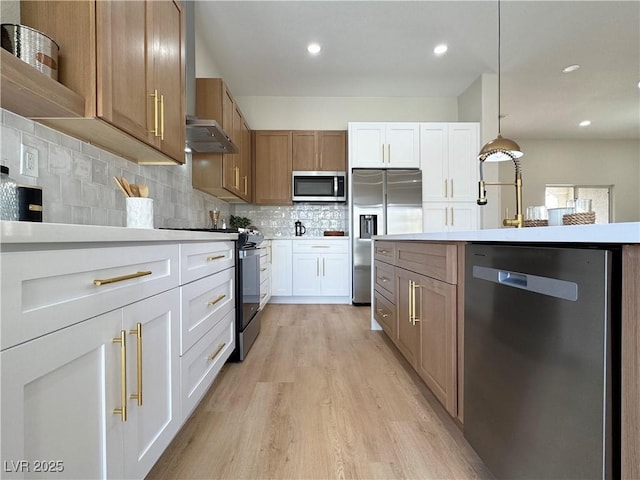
[292,239,348,254]
[180,267,235,355]
[1,244,179,350]
[374,260,395,300]
[395,242,457,284]
[180,309,235,420]
[260,277,269,309]
[179,241,235,285]
[374,290,397,341]
[374,241,396,264]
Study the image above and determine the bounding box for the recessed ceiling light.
[579,120,591,127]
[307,43,321,55]
[433,44,448,56]
[562,64,580,73]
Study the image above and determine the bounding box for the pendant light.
[478,0,523,162]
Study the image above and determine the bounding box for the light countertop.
[265,236,349,240]
[374,222,640,244]
[0,221,238,245]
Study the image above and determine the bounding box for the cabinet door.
[240,117,252,201]
[222,88,237,193]
[292,131,317,171]
[448,124,479,202]
[292,254,321,296]
[1,310,125,480]
[318,131,347,171]
[271,240,293,296]
[148,0,185,162]
[254,131,293,205]
[96,1,149,144]
[423,202,450,232]
[386,123,420,168]
[395,269,420,367]
[449,204,479,232]
[122,290,181,479]
[420,124,448,201]
[349,123,386,168]
[415,275,457,416]
[320,254,350,296]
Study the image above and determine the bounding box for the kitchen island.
[372,222,639,479]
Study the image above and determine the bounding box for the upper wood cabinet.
[253,131,292,205]
[19,0,186,165]
[292,131,346,172]
[192,78,251,203]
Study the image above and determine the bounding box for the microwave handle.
[334,176,338,196]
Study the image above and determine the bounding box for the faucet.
[477,157,524,229]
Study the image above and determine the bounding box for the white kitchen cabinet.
[291,239,349,297]
[349,122,420,168]
[258,241,272,309]
[271,239,293,296]
[420,123,480,232]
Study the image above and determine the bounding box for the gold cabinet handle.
[94,270,152,286]
[269,244,273,264]
[451,207,454,226]
[316,257,320,276]
[243,175,248,195]
[319,152,323,169]
[322,257,326,276]
[444,207,449,226]
[207,343,226,362]
[444,179,448,198]
[411,281,422,325]
[377,275,389,283]
[450,179,454,197]
[381,144,385,163]
[235,167,240,190]
[408,280,414,324]
[160,94,165,141]
[207,294,226,307]
[149,89,159,136]
[129,323,143,406]
[113,330,127,422]
[311,245,330,248]
[207,254,225,261]
[379,249,389,254]
[376,308,389,319]
[387,144,391,163]
[260,267,267,272]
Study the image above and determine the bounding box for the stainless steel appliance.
[351,169,422,304]
[465,243,620,479]
[292,171,346,202]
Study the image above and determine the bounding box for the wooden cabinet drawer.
[292,239,348,254]
[180,267,235,355]
[374,241,396,264]
[374,290,397,342]
[179,241,235,285]
[374,260,395,300]
[1,244,179,350]
[180,309,235,419]
[395,242,457,284]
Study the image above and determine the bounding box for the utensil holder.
[126,197,154,229]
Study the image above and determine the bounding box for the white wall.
[499,139,640,223]
[233,96,458,130]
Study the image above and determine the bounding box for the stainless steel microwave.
[292,171,346,202]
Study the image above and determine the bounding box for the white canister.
[548,207,574,226]
[126,197,154,228]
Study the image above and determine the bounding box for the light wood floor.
[147,304,492,480]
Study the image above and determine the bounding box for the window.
[545,185,611,224]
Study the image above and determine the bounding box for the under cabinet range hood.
[185,115,238,153]
[183,3,237,154]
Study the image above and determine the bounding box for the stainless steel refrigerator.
[351,169,422,304]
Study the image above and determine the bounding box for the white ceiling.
[195,1,640,140]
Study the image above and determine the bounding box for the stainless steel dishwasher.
[464,243,620,480]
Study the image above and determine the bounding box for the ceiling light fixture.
[562,64,581,73]
[579,120,591,127]
[477,0,524,228]
[433,44,448,56]
[307,43,321,55]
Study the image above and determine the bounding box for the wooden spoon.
[138,184,149,198]
[130,184,140,197]
[120,176,134,197]
[113,176,130,197]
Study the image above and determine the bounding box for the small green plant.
[229,215,251,229]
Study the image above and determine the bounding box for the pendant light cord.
[497,0,502,135]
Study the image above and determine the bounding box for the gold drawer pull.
[260,293,267,298]
[377,275,389,283]
[159,94,165,141]
[207,294,226,307]
[129,323,143,406]
[94,270,152,286]
[376,308,389,319]
[207,254,226,261]
[311,245,330,248]
[260,267,267,272]
[113,330,127,422]
[207,343,226,362]
[379,249,389,254]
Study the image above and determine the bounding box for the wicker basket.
[523,219,548,227]
[562,212,596,225]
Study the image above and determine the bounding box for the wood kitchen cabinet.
[192,78,252,202]
[253,130,293,205]
[292,131,347,172]
[20,0,186,165]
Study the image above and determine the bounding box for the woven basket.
[562,212,596,225]
[523,219,548,227]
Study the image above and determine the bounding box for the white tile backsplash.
[0,108,231,228]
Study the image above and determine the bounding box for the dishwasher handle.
[473,265,578,301]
